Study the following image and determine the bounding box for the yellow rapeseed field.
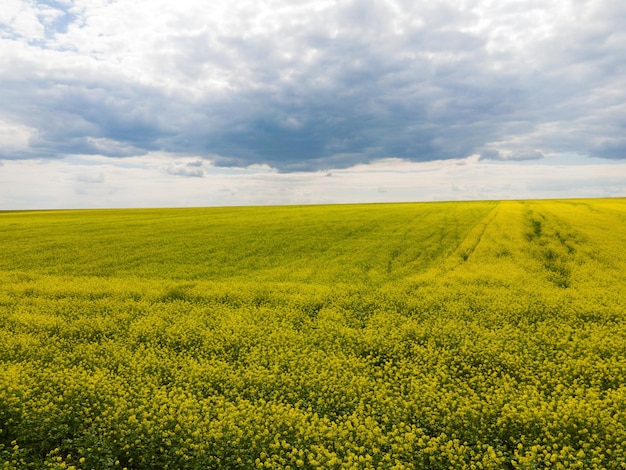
[1,199,625,469]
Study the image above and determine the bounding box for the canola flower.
[0,199,625,468]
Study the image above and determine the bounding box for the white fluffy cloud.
[0,118,36,156]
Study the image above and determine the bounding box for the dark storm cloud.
[1,0,625,170]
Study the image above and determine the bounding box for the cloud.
[165,160,206,178]
[590,139,626,160]
[0,118,37,158]
[76,172,104,184]
[479,149,545,162]
[0,0,625,173]
[1,155,625,210]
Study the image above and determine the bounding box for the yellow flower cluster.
[1,199,625,468]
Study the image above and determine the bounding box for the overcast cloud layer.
[0,0,625,208]
[1,155,624,210]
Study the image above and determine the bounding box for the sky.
[1,0,625,209]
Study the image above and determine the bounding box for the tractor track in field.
[457,202,501,263]
[427,202,501,276]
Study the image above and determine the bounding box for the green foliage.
[1,199,625,468]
